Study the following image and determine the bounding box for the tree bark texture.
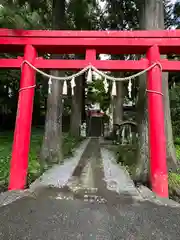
[135,0,177,182]
[40,0,65,166]
[113,81,124,125]
[70,75,83,137]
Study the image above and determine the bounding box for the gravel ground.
[0,138,180,239]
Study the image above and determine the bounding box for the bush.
[115,144,137,175]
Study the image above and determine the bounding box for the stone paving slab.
[101,148,141,199]
[101,147,180,207]
[0,190,29,207]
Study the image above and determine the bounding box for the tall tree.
[70,76,83,137]
[40,0,66,166]
[134,0,177,183]
[67,0,100,137]
[101,0,141,127]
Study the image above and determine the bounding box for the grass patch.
[169,172,180,189]
[0,128,83,191]
[63,133,83,157]
[175,144,180,161]
[169,172,180,199]
[169,138,180,200]
[175,136,180,161]
[109,144,137,176]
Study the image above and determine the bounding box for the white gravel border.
[100,147,140,197]
[29,138,90,191]
[101,147,180,207]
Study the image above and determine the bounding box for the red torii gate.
[1,29,180,198]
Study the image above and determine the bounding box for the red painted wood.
[0,37,180,54]
[0,36,155,47]
[0,58,148,70]
[1,58,180,72]
[0,58,22,68]
[147,45,168,198]
[31,59,149,71]
[0,28,180,38]
[8,45,37,190]
[159,59,180,72]
[32,59,180,72]
[85,49,96,62]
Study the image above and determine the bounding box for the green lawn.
[0,128,82,191]
[169,138,180,198]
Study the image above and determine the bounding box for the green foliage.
[87,78,110,111]
[0,129,82,190]
[175,144,180,160]
[67,0,101,30]
[115,144,138,176]
[170,85,180,137]
[0,4,47,29]
[0,0,52,29]
[169,172,180,196]
[164,0,175,28]
[62,133,84,157]
[0,133,12,190]
[103,0,139,30]
[173,0,180,26]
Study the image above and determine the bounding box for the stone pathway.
[30,139,90,191]
[0,138,180,239]
[101,148,140,198]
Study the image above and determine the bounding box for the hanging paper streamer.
[121,126,125,145]
[104,77,108,93]
[63,80,67,95]
[128,79,132,98]
[48,77,52,94]
[106,108,110,116]
[87,68,92,83]
[71,77,76,96]
[71,77,76,88]
[112,80,117,96]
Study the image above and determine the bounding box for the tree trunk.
[81,74,86,123]
[70,75,83,137]
[134,73,149,182]
[162,70,177,170]
[135,0,177,182]
[134,0,149,182]
[113,81,124,125]
[41,71,63,165]
[40,0,65,167]
[143,2,177,170]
